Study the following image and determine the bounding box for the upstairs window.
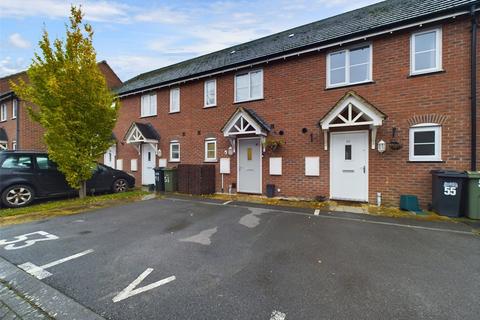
[411,28,442,75]
[204,79,217,107]
[12,100,17,119]
[0,104,6,121]
[409,124,442,162]
[235,69,263,102]
[204,138,217,161]
[170,88,180,113]
[327,44,372,87]
[170,141,180,162]
[140,93,157,117]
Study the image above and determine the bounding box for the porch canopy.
[319,91,386,150]
[123,122,160,154]
[0,128,8,150]
[222,107,271,137]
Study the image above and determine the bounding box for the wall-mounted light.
[156,149,162,157]
[378,140,386,153]
[227,146,234,156]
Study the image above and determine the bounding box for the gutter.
[471,4,478,171]
[117,6,480,98]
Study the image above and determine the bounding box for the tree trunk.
[79,181,87,199]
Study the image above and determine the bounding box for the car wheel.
[112,178,128,193]
[1,185,35,208]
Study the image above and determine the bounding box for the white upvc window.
[204,79,217,107]
[0,104,7,121]
[140,93,157,117]
[409,124,442,162]
[204,138,217,161]
[170,141,180,162]
[12,99,17,119]
[170,88,180,113]
[0,143,7,150]
[327,44,372,88]
[410,28,442,75]
[12,141,17,150]
[234,69,263,102]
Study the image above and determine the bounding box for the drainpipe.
[15,98,20,150]
[471,5,478,171]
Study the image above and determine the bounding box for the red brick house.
[112,0,479,207]
[0,61,122,152]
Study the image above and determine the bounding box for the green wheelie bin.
[163,167,178,192]
[466,171,480,219]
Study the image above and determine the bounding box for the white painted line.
[314,209,320,216]
[18,249,94,280]
[165,198,475,236]
[270,310,286,320]
[113,268,176,303]
[0,231,59,250]
[223,200,233,205]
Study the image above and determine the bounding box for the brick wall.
[114,17,477,208]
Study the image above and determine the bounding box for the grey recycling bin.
[431,170,467,217]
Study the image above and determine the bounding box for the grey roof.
[0,128,8,142]
[135,122,160,140]
[116,0,477,95]
[244,109,272,132]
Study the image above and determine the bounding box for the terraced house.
[0,61,122,152]
[112,0,479,207]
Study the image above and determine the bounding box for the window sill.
[325,81,375,90]
[11,117,16,120]
[140,115,157,119]
[169,160,180,163]
[234,98,264,104]
[408,69,445,78]
[203,105,217,109]
[0,120,6,123]
[204,159,218,163]
[407,160,445,163]
[169,111,180,114]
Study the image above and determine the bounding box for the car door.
[87,164,114,192]
[34,155,73,195]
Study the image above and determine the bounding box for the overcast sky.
[0,0,384,81]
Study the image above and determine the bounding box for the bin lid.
[466,171,480,178]
[430,170,467,178]
[162,167,176,171]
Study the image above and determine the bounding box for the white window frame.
[234,69,263,103]
[0,104,7,121]
[409,124,442,162]
[410,28,442,75]
[326,43,373,88]
[170,141,180,162]
[12,141,17,150]
[140,93,157,117]
[12,99,17,119]
[204,138,217,162]
[0,142,7,150]
[204,79,217,108]
[170,88,180,113]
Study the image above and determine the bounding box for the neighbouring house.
[0,60,122,153]
[111,0,479,207]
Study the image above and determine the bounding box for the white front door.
[141,144,156,185]
[104,145,116,169]
[238,138,262,194]
[330,131,369,202]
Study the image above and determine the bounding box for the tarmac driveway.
[0,196,479,320]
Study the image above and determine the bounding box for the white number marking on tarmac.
[0,231,59,250]
[270,310,286,320]
[18,249,94,279]
[113,268,176,303]
[314,209,320,216]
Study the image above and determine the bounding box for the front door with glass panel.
[238,138,262,194]
[141,144,155,185]
[330,131,368,202]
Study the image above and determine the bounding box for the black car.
[0,151,135,208]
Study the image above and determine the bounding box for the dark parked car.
[0,151,135,208]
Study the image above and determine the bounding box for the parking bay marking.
[113,268,176,303]
[0,231,59,250]
[18,249,94,279]
[270,310,286,320]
